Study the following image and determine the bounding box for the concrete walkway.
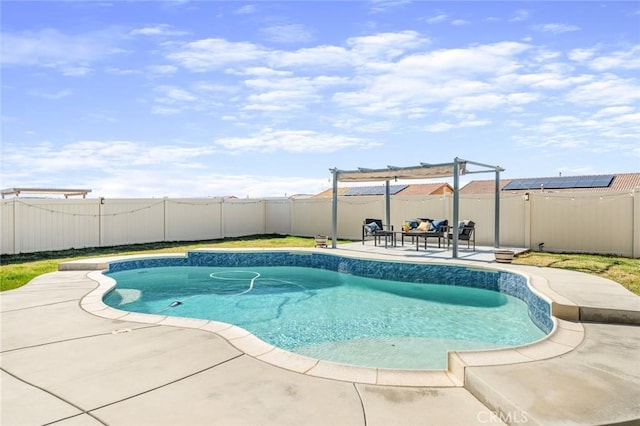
[2,245,639,425]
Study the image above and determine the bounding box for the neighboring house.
[312,182,454,198]
[460,173,640,194]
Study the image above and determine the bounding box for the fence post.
[163,197,168,242]
[634,188,640,258]
[290,198,296,237]
[524,192,531,250]
[220,198,225,239]
[12,199,17,255]
[98,198,102,247]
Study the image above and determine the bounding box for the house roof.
[312,182,453,198]
[460,173,640,194]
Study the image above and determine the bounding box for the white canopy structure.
[329,158,505,258]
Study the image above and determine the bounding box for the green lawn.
[1,235,639,296]
[0,235,315,292]
[513,251,640,295]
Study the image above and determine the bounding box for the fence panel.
[264,198,292,235]
[498,194,528,248]
[335,196,386,240]
[530,191,634,257]
[14,199,99,253]
[222,199,265,237]
[289,198,333,238]
[1,201,15,254]
[100,199,165,247]
[165,198,222,241]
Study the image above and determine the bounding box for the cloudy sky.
[1,1,639,198]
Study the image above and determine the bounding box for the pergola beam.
[1,188,92,199]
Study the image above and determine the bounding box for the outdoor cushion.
[365,222,380,234]
[430,219,447,232]
[458,220,469,235]
[417,221,430,231]
[403,220,419,231]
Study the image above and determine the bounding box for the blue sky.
[2,1,639,198]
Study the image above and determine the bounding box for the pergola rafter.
[330,158,505,258]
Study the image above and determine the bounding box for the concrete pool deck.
[1,243,639,425]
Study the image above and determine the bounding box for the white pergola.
[329,158,505,258]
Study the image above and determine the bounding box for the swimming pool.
[103,251,553,370]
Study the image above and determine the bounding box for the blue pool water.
[104,255,549,370]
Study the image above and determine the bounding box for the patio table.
[401,230,446,251]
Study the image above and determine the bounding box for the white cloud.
[368,0,411,14]
[494,72,592,90]
[272,46,352,69]
[588,45,640,71]
[261,24,314,44]
[533,23,580,34]
[568,47,597,63]
[147,64,178,75]
[0,28,124,74]
[592,106,636,118]
[129,24,188,37]
[347,31,429,61]
[331,41,532,116]
[423,118,490,133]
[214,128,381,153]
[106,67,142,75]
[514,105,640,155]
[235,5,257,15]
[235,67,293,77]
[151,106,183,115]
[167,38,268,71]
[565,75,640,106]
[425,13,448,24]
[155,86,197,102]
[398,42,530,78]
[509,9,530,22]
[444,92,539,113]
[28,88,72,99]
[244,89,321,112]
[2,140,218,177]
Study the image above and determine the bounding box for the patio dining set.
[362,218,475,251]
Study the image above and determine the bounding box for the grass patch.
[2,237,639,296]
[0,235,318,292]
[514,252,640,295]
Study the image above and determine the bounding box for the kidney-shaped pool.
[103,251,553,370]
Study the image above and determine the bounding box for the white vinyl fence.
[2,188,639,257]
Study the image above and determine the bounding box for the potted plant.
[494,249,515,263]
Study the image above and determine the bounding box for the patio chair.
[362,218,394,247]
[447,220,475,250]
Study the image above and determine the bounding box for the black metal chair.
[362,218,394,247]
[447,220,475,250]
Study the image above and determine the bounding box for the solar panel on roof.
[344,184,408,196]
[502,175,614,191]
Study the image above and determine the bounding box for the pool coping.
[68,247,588,387]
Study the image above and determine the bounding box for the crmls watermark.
[477,410,529,424]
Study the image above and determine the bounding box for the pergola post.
[452,158,460,258]
[385,180,391,228]
[331,168,338,248]
[495,168,501,248]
